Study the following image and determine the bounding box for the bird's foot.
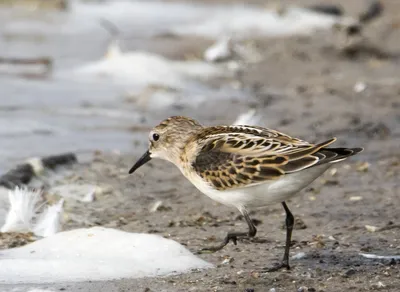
[197,235,237,254]
[197,245,224,254]
[261,262,291,272]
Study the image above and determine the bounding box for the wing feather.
[190,126,360,190]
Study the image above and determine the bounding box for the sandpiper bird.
[129,116,363,271]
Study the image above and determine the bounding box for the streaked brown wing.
[191,126,339,190]
[194,151,287,189]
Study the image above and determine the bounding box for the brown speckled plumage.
[184,125,362,190]
[139,116,362,193]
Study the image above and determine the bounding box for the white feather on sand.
[1,187,64,237]
[33,199,64,238]
[1,187,41,233]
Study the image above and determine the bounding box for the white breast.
[181,164,332,210]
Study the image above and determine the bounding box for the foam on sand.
[69,42,221,88]
[0,227,213,284]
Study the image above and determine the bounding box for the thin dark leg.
[281,201,294,268]
[264,201,294,272]
[199,209,257,253]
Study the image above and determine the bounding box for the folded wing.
[191,126,362,190]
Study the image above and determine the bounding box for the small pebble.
[294,217,307,229]
[349,196,363,201]
[83,188,96,202]
[356,162,370,172]
[365,225,378,232]
[221,257,234,265]
[292,252,307,260]
[150,200,163,212]
[371,281,386,290]
[354,81,367,93]
[250,271,260,279]
[343,268,356,277]
[297,288,316,292]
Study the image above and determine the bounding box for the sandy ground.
[1,0,400,291]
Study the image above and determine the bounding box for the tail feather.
[281,141,362,174]
[315,147,363,165]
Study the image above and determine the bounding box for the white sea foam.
[72,1,338,38]
[172,6,337,38]
[69,42,221,88]
[1,2,338,38]
[0,227,213,284]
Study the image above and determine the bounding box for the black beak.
[128,150,152,174]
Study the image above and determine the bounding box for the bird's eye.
[152,133,160,141]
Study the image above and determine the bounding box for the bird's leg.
[198,209,257,253]
[264,201,294,272]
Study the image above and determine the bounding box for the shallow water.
[0,0,336,172]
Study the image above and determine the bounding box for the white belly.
[182,164,332,209]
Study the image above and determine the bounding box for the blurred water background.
[0,0,337,173]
